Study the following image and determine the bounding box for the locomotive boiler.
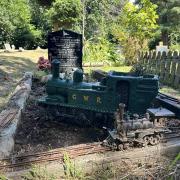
[38,59,159,126]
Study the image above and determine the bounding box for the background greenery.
[0,0,179,65]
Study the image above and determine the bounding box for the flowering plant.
[37,57,51,71]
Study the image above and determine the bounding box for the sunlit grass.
[83,66,132,74]
[0,49,48,111]
[160,86,180,99]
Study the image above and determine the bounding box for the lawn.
[0,49,48,111]
[83,66,132,73]
[160,86,180,99]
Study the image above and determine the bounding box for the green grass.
[160,86,180,99]
[0,49,48,111]
[83,66,132,74]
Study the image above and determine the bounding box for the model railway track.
[156,93,180,118]
[1,133,180,171]
[0,142,109,170]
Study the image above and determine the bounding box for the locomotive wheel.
[111,143,118,151]
[123,143,129,150]
[156,134,161,143]
[149,136,158,145]
[117,144,124,151]
[143,136,150,146]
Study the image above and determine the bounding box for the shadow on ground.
[0,55,36,111]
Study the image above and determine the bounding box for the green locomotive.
[38,59,159,126]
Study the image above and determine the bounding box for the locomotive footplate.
[147,107,175,118]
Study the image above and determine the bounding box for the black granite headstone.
[48,30,82,73]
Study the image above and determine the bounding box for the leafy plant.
[169,152,180,170]
[0,174,8,180]
[84,37,124,64]
[63,152,84,179]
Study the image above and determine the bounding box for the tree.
[0,0,31,46]
[29,0,51,48]
[47,0,82,30]
[112,0,158,64]
[83,0,126,63]
[139,0,180,46]
[84,0,125,39]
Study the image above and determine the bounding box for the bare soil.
[13,80,104,156]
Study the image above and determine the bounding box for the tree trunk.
[162,30,169,46]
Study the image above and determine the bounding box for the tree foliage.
[0,0,31,44]
[83,0,125,64]
[47,0,82,30]
[150,0,180,45]
[84,0,125,39]
[0,0,50,49]
[0,0,178,65]
[111,0,158,64]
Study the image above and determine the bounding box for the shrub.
[84,38,125,65]
[37,57,51,71]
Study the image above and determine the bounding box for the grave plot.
[13,79,104,156]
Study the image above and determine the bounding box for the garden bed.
[13,79,104,156]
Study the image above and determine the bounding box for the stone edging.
[0,72,33,158]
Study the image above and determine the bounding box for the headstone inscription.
[48,30,82,73]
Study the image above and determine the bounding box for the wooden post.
[170,51,178,87]
[148,51,153,73]
[160,51,167,84]
[151,51,156,74]
[174,52,180,89]
[144,52,149,73]
[156,51,161,76]
[164,51,172,85]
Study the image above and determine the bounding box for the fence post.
[151,51,156,74]
[174,51,180,89]
[156,51,161,76]
[164,51,172,85]
[170,51,178,87]
[143,52,148,73]
[160,51,167,84]
[148,51,153,73]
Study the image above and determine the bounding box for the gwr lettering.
[72,94,76,100]
[97,97,102,104]
[83,96,89,101]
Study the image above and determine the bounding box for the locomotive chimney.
[52,59,60,79]
[119,103,126,121]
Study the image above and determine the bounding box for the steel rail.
[1,133,180,170]
[156,93,180,118]
[0,143,108,170]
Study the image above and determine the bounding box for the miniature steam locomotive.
[102,103,172,150]
[38,59,159,126]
